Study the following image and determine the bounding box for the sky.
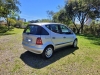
[19,0,65,21]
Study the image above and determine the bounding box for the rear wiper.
[26,33,31,34]
[27,32,35,35]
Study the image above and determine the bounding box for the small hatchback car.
[22,23,77,59]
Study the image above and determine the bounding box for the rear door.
[46,24,64,48]
[22,25,41,46]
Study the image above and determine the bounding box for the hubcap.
[45,47,53,58]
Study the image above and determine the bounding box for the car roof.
[29,23,61,26]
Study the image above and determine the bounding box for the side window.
[46,24,61,34]
[45,25,50,29]
[50,24,61,33]
[60,25,72,34]
[41,28,49,35]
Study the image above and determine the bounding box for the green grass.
[0,28,24,36]
[0,29,100,75]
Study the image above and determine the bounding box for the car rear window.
[23,25,49,35]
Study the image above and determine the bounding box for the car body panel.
[22,23,77,54]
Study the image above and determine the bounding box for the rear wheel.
[72,39,77,47]
[42,46,54,59]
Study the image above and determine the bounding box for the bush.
[15,20,24,28]
[20,24,27,29]
[83,24,100,37]
[0,25,8,33]
[7,18,16,29]
[68,23,100,37]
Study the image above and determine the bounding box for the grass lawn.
[0,28,100,75]
[0,28,24,36]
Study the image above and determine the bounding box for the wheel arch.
[44,44,54,51]
[42,44,54,59]
[75,38,78,41]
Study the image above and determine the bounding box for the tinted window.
[41,28,49,35]
[60,25,72,34]
[46,24,61,34]
[24,25,49,35]
[45,25,50,29]
[24,25,41,35]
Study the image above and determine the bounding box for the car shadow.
[20,46,79,69]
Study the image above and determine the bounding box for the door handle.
[63,37,66,38]
[52,37,55,39]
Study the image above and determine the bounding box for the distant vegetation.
[47,0,100,36]
[0,0,100,37]
[0,0,20,30]
[0,0,29,33]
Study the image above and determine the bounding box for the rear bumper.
[22,43,44,54]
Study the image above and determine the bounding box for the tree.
[39,19,51,22]
[83,0,100,19]
[53,9,71,25]
[7,18,16,27]
[53,12,60,23]
[65,0,91,33]
[47,10,55,21]
[15,20,23,28]
[0,0,20,17]
[0,0,20,30]
[29,20,39,23]
[9,11,19,20]
[58,9,71,25]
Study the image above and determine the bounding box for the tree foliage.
[0,0,20,18]
[7,18,16,26]
[65,0,91,33]
[53,9,71,25]
[39,19,51,22]
[0,0,20,30]
[15,20,23,28]
[50,0,100,34]
[83,0,100,19]
[47,10,55,21]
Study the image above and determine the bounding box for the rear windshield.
[23,25,49,35]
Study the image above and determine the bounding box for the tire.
[42,46,54,59]
[72,39,78,48]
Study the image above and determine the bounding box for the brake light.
[36,37,43,45]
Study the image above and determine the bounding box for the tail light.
[36,37,43,45]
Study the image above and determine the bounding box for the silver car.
[22,23,78,59]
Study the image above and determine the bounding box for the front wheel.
[72,39,78,48]
[42,46,54,59]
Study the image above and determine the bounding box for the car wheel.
[42,46,53,59]
[73,39,77,47]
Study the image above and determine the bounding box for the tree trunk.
[72,21,80,34]
[6,18,10,30]
[80,22,84,34]
[77,29,80,34]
